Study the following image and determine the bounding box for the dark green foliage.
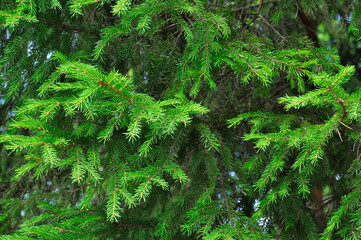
[1,0,361,239]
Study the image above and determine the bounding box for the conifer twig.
[259,15,299,49]
[326,86,347,117]
[97,79,134,104]
[43,17,100,36]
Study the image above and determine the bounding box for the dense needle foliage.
[0,0,361,239]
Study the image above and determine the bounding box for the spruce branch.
[259,15,299,49]
[43,17,100,35]
[97,79,134,104]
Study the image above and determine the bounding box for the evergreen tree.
[0,0,361,239]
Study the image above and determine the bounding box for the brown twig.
[43,17,100,36]
[259,15,299,49]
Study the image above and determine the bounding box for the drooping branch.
[43,17,100,36]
